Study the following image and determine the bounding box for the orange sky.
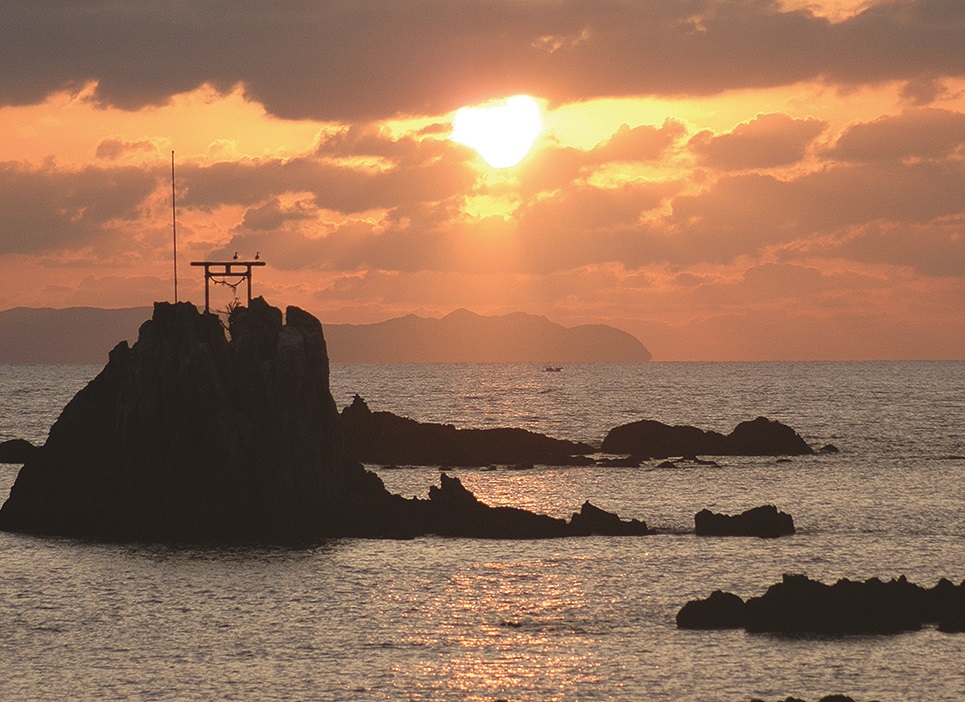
[1,0,963,361]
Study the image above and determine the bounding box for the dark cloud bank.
[2,0,962,120]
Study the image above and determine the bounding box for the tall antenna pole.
[171,150,178,302]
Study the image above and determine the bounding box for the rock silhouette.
[695,505,795,538]
[341,394,594,466]
[0,299,650,543]
[0,299,414,541]
[601,416,813,458]
[568,500,650,536]
[422,474,649,538]
[677,574,965,634]
[0,438,37,464]
[675,589,747,629]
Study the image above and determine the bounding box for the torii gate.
[190,259,266,313]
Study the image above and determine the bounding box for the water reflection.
[396,555,604,700]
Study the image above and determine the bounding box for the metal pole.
[171,151,179,302]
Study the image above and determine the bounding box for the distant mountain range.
[0,306,651,364]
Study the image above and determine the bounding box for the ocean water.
[0,361,963,701]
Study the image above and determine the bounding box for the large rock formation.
[677,574,965,634]
[601,416,814,458]
[0,299,650,543]
[0,299,412,541]
[341,394,594,466]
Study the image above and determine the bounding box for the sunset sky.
[1,0,963,361]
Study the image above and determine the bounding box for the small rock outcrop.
[0,438,37,464]
[341,394,594,466]
[601,416,814,458]
[694,505,795,538]
[569,500,651,536]
[675,589,747,629]
[677,574,965,634]
[425,473,569,538]
[422,474,650,538]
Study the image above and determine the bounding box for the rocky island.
[340,394,594,467]
[0,299,648,542]
[677,574,965,634]
[601,416,814,458]
[338,399,817,468]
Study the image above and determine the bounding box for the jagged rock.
[340,394,594,466]
[568,500,650,536]
[678,574,965,634]
[695,505,795,538]
[601,416,813,458]
[423,475,650,538]
[425,473,569,538]
[0,438,37,464]
[0,299,414,542]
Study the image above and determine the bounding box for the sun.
[451,95,542,168]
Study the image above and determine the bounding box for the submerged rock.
[677,574,965,634]
[341,394,594,467]
[695,505,795,538]
[601,416,814,458]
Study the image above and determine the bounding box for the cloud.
[96,138,160,161]
[793,220,965,277]
[2,1,962,121]
[589,120,688,163]
[0,162,161,255]
[669,157,964,263]
[180,135,476,215]
[689,113,827,169]
[826,107,965,162]
[900,75,952,105]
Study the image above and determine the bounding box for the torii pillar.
[190,260,266,312]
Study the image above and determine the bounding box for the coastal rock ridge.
[0,298,650,542]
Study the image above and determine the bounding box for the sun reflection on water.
[394,555,607,700]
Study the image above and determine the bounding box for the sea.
[0,361,962,701]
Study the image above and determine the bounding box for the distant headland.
[0,305,651,364]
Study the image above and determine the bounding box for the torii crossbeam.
[190,260,266,312]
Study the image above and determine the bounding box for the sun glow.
[451,95,542,168]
